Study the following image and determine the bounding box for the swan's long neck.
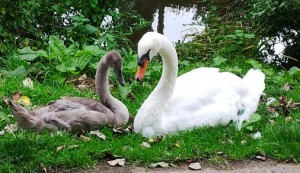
[95,59,129,125]
[149,38,178,105]
[135,36,178,135]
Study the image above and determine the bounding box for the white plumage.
[134,32,265,137]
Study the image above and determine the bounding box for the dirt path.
[69,159,300,173]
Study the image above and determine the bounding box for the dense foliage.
[0,0,148,83]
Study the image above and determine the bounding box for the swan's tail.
[4,98,37,129]
[243,69,265,96]
[237,69,265,129]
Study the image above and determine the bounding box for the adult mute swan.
[134,32,265,137]
[5,50,129,132]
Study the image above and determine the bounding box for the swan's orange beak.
[135,59,149,82]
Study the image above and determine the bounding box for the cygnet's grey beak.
[115,68,125,86]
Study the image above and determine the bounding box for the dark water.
[131,1,299,68]
[130,0,207,44]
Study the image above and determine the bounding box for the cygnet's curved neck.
[96,59,112,105]
[95,58,129,125]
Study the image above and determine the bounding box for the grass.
[1,3,300,172]
[0,54,300,172]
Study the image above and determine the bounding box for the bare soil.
[53,158,300,173]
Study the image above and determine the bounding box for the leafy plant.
[4,36,108,83]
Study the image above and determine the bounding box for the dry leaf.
[241,140,247,145]
[283,83,291,91]
[189,162,202,170]
[107,158,125,167]
[16,96,31,106]
[23,78,34,89]
[175,141,180,148]
[256,155,266,161]
[0,130,5,136]
[69,145,79,149]
[80,135,91,141]
[169,163,177,168]
[12,92,22,101]
[216,151,223,155]
[148,136,164,143]
[266,97,277,106]
[285,116,292,122]
[90,130,106,140]
[56,145,66,152]
[140,142,151,148]
[4,124,19,133]
[112,126,130,134]
[149,162,169,168]
[267,106,276,113]
[251,131,262,139]
[40,164,47,173]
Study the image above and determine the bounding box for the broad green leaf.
[49,35,67,55]
[225,34,237,39]
[243,33,255,39]
[213,55,227,66]
[1,66,27,78]
[89,61,99,69]
[84,45,105,56]
[56,64,76,72]
[246,59,263,69]
[243,113,262,127]
[17,47,36,54]
[71,16,90,23]
[17,54,39,61]
[179,60,190,66]
[152,65,161,72]
[245,126,253,131]
[235,30,244,37]
[224,66,242,74]
[66,43,78,55]
[288,67,300,76]
[73,53,92,70]
[120,86,132,98]
[89,0,98,8]
[37,50,48,58]
[84,24,99,34]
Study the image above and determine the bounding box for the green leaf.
[179,60,190,66]
[56,64,76,72]
[213,55,227,66]
[73,53,92,70]
[1,66,27,78]
[225,35,237,39]
[234,30,244,37]
[120,86,132,98]
[243,113,262,128]
[84,24,99,34]
[243,34,255,39]
[49,35,67,55]
[89,0,98,7]
[84,45,105,56]
[245,126,253,131]
[245,59,263,69]
[17,47,35,54]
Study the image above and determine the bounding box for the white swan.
[134,32,265,137]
